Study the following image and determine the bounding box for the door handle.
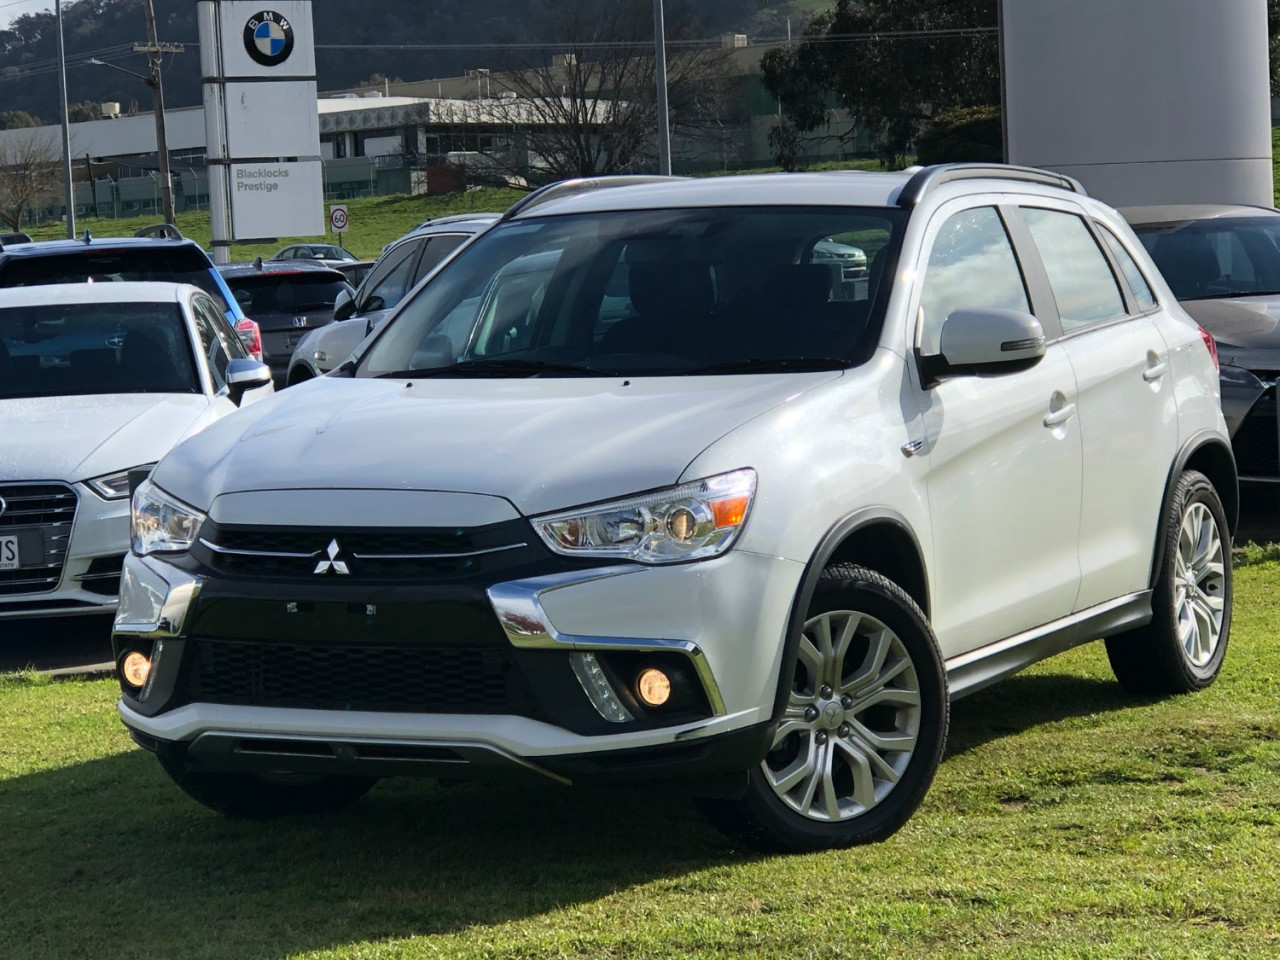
[1043,402,1077,428]
[1142,350,1168,382]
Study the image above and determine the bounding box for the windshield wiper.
[680,357,852,375]
[376,358,602,379]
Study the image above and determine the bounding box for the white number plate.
[0,536,18,570]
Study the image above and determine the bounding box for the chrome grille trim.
[0,482,78,597]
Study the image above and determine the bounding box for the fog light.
[121,651,152,689]
[636,667,672,707]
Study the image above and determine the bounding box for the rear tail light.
[1199,326,1219,370]
[235,318,262,361]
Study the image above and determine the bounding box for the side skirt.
[945,591,1153,700]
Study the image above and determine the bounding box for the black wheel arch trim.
[771,507,929,722]
[1150,430,1238,590]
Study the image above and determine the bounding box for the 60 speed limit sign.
[329,204,349,233]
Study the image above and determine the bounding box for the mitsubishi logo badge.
[314,539,350,575]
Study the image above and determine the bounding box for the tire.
[286,367,314,388]
[699,564,948,853]
[1106,469,1232,695]
[158,758,377,820]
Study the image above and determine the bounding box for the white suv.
[113,166,1236,852]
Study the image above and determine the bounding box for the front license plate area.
[0,535,18,570]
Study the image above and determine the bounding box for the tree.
[0,111,41,130]
[760,0,1000,168]
[0,128,61,231]
[421,0,736,184]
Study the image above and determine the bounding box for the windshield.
[359,206,904,378]
[1132,217,1280,300]
[0,302,200,400]
[0,247,230,311]
[224,273,349,315]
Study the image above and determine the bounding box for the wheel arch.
[1150,431,1238,589]
[771,508,930,721]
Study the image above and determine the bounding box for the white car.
[0,283,272,620]
[113,167,1235,852]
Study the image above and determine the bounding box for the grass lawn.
[2,564,1279,959]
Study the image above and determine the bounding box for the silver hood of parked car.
[150,372,841,516]
[0,394,212,484]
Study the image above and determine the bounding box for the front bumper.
[113,548,803,783]
[0,481,129,620]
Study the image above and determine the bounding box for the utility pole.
[653,0,672,176]
[55,0,75,238]
[136,0,181,225]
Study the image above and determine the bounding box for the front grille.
[1232,389,1278,478]
[194,521,539,582]
[0,483,77,597]
[180,637,535,714]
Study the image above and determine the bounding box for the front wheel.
[699,564,948,853]
[1106,469,1232,694]
[158,758,377,819]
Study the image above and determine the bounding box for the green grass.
[21,189,526,263]
[3,564,1280,958]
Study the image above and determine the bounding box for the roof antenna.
[253,256,263,269]
[81,229,91,244]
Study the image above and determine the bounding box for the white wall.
[1003,0,1273,207]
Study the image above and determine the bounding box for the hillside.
[0,0,818,128]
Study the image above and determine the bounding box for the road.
[4,486,1279,675]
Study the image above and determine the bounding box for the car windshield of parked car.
[1133,217,1280,300]
[224,273,349,316]
[0,247,231,311]
[360,206,904,378]
[0,302,200,400]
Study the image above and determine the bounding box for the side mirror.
[922,308,1046,384]
[332,288,356,322]
[226,358,273,405]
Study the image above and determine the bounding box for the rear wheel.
[159,758,377,819]
[699,564,948,853]
[1106,469,1231,694]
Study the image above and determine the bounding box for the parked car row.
[26,165,1225,855]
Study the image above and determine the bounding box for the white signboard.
[210,2,317,79]
[230,160,325,239]
[224,80,321,158]
[329,204,349,233]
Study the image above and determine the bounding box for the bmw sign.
[243,11,295,68]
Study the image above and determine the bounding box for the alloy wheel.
[763,610,921,822]
[1173,501,1226,667]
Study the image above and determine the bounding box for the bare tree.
[415,0,736,185]
[0,128,61,231]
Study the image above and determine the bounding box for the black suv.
[217,260,354,386]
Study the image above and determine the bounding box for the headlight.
[87,464,156,501]
[533,469,756,564]
[131,479,206,556]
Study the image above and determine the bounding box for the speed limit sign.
[329,204,349,233]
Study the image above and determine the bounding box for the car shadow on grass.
[944,670,1156,759]
[0,746,748,960]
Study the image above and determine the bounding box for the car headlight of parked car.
[87,464,156,501]
[533,468,756,564]
[131,479,206,556]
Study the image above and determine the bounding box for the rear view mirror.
[922,308,1046,385]
[333,288,356,321]
[226,358,273,405]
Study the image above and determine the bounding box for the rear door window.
[1097,225,1157,311]
[1021,208,1126,332]
[413,234,469,283]
[359,241,422,313]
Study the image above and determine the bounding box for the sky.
[1,1,52,29]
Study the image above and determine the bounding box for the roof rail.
[896,163,1087,208]
[134,223,184,240]
[500,175,689,221]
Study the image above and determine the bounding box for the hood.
[1181,296,1280,366]
[0,393,211,484]
[152,372,841,516]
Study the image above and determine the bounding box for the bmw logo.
[243,11,295,68]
